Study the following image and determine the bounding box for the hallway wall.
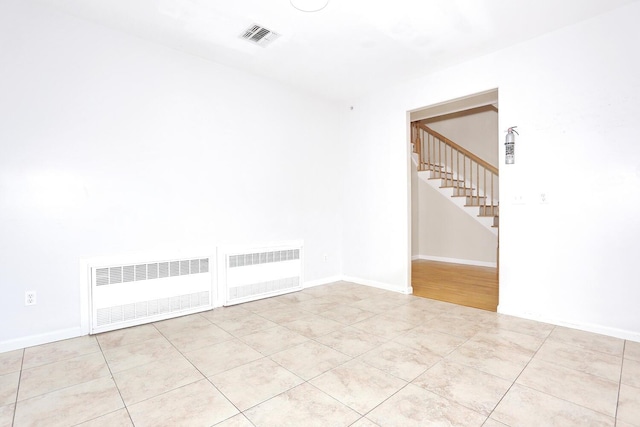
[343,2,640,340]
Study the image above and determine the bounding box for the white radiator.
[89,254,213,334]
[223,243,303,306]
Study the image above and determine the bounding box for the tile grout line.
[488,326,624,423]
[356,380,414,425]
[106,320,247,424]
[614,340,626,425]
[95,336,136,426]
[344,305,480,425]
[105,322,214,419]
[152,321,256,423]
[5,285,633,426]
[6,298,434,427]
[213,296,423,424]
[268,291,400,418]
[395,315,517,424]
[483,324,557,425]
[10,341,116,424]
[10,348,25,427]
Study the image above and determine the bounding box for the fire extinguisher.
[505,126,518,164]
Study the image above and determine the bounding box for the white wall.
[428,109,499,167]
[415,174,497,265]
[2,1,639,351]
[341,102,411,292]
[343,2,640,340]
[0,1,344,350]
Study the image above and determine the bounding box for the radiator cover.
[223,243,303,305]
[89,255,213,334]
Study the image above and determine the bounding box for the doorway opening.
[409,89,499,311]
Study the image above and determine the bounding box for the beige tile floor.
[1,281,639,426]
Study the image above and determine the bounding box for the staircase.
[412,123,498,235]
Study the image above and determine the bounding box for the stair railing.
[412,123,499,215]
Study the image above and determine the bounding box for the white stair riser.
[418,170,498,235]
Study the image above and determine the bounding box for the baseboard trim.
[414,255,497,268]
[0,327,85,354]
[342,276,412,295]
[497,305,640,343]
[4,291,635,355]
[303,276,343,289]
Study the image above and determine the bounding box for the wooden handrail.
[412,121,500,213]
[417,124,498,175]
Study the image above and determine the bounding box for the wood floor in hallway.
[411,260,498,312]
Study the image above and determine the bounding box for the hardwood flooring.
[411,260,498,312]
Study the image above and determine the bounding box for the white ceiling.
[41,0,637,102]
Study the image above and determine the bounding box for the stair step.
[459,195,487,207]
[457,196,489,205]
[476,205,499,216]
[419,165,445,174]
[419,162,444,170]
[427,171,455,179]
[419,169,499,235]
[449,188,475,197]
[439,179,468,187]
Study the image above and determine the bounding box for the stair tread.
[417,155,499,232]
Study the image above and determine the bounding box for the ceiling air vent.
[241,24,280,47]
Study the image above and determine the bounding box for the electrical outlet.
[25,291,37,306]
[323,254,328,262]
[540,192,549,204]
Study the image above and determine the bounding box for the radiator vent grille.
[96,291,210,327]
[224,244,303,306]
[159,262,169,278]
[123,265,134,283]
[96,258,209,286]
[229,249,299,268]
[228,277,300,301]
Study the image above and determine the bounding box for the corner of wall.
[497,304,640,342]
[342,276,412,295]
[0,327,85,354]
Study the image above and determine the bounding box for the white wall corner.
[303,276,343,289]
[341,276,412,295]
[0,327,85,354]
[497,304,640,343]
